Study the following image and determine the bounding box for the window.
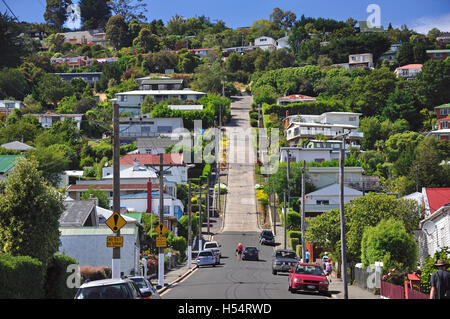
[443,121,449,129]
[119,95,127,102]
[349,117,356,122]
[315,158,325,163]
[317,200,329,205]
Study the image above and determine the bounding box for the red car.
[288,263,329,295]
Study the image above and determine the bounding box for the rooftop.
[396,64,423,70]
[120,153,184,166]
[115,90,206,96]
[425,188,450,215]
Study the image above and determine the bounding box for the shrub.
[296,245,303,258]
[249,111,259,120]
[250,118,258,127]
[288,230,302,240]
[0,253,46,298]
[45,253,78,299]
[290,238,299,252]
[171,236,187,261]
[286,211,302,231]
[80,265,111,283]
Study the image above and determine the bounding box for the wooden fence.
[380,281,429,299]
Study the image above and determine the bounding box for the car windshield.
[276,251,296,259]
[245,247,257,252]
[262,231,273,237]
[199,251,213,256]
[76,283,131,299]
[295,265,325,276]
[130,278,148,289]
[204,243,218,248]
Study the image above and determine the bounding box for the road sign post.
[112,102,121,279]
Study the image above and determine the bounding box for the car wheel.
[272,270,277,275]
[213,264,216,267]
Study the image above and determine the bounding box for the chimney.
[133,158,140,171]
[146,178,152,214]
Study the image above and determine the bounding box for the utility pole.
[112,102,121,279]
[207,176,210,239]
[284,191,287,250]
[287,150,291,206]
[158,153,164,288]
[198,178,203,252]
[273,182,276,236]
[339,134,349,299]
[187,181,192,268]
[301,160,306,263]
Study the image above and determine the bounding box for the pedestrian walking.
[322,252,329,269]
[325,260,333,283]
[430,259,450,299]
[236,243,243,261]
[304,250,310,264]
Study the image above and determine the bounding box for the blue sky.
[1,0,450,33]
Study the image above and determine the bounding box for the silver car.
[127,276,161,299]
[272,249,298,275]
[196,249,216,267]
[74,278,146,299]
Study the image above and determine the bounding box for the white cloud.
[409,13,450,34]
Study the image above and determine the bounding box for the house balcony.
[287,128,364,141]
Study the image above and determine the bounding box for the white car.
[203,241,221,264]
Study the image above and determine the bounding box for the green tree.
[133,28,161,53]
[415,58,450,108]
[36,73,75,108]
[0,158,64,265]
[79,0,111,30]
[288,22,310,54]
[0,67,30,101]
[81,187,110,209]
[361,218,418,273]
[44,0,72,31]
[106,14,129,50]
[108,0,148,23]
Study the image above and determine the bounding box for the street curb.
[157,264,198,294]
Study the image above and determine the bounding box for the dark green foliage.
[0,253,46,298]
[44,254,78,299]
[286,211,302,231]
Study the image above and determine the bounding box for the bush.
[286,211,302,231]
[171,236,187,261]
[250,118,258,127]
[288,230,302,240]
[290,238,299,252]
[249,111,259,120]
[361,218,418,273]
[296,245,303,258]
[0,253,46,298]
[45,253,78,299]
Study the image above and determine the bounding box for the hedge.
[296,245,303,259]
[290,238,299,252]
[288,230,302,240]
[45,254,79,299]
[0,253,46,299]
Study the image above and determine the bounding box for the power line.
[1,0,18,20]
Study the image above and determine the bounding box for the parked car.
[74,278,148,299]
[242,246,259,261]
[272,249,298,275]
[288,263,329,295]
[204,241,221,264]
[196,249,216,267]
[259,230,275,245]
[127,276,161,299]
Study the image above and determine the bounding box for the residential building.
[409,188,450,263]
[94,57,119,64]
[33,113,83,130]
[436,33,450,45]
[135,77,184,90]
[115,90,206,115]
[119,153,188,184]
[59,30,109,46]
[306,166,367,190]
[168,105,203,111]
[222,46,255,56]
[54,72,102,84]
[276,94,317,106]
[430,103,450,140]
[305,139,361,151]
[58,198,141,275]
[276,36,290,50]
[0,100,24,119]
[348,53,374,70]
[1,141,34,152]
[285,112,363,146]
[280,147,335,163]
[118,116,184,142]
[379,44,401,62]
[0,155,24,181]
[426,49,450,61]
[188,48,214,59]
[394,64,422,80]
[254,36,277,51]
[136,137,178,155]
[50,54,91,68]
[303,183,363,217]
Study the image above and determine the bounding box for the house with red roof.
[430,103,450,140]
[410,187,450,263]
[276,94,317,106]
[394,64,422,80]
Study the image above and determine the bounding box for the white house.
[348,53,374,70]
[303,183,363,217]
[276,94,317,106]
[307,166,365,190]
[419,204,450,263]
[280,147,335,163]
[33,113,83,130]
[395,64,423,80]
[254,36,277,50]
[115,89,206,115]
[135,77,184,90]
[136,137,177,155]
[285,112,363,146]
[276,36,290,49]
[118,116,184,142]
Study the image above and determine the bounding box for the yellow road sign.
[107,236,123,247]
[156,235,167,248]
[105,212,127,233]
[155,223,168,235]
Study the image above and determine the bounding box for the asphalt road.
[161,231,325,299]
